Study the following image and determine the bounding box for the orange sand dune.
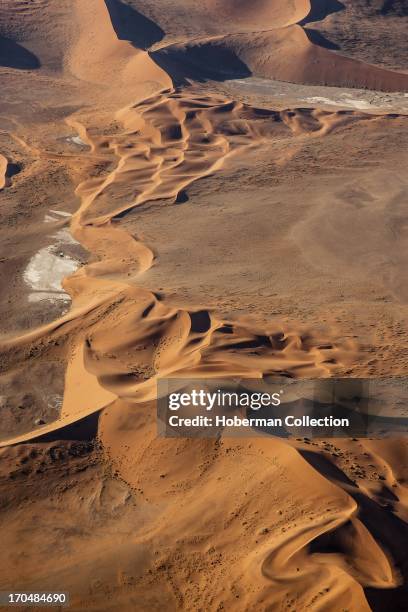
[0,52,404,444]
[0,286,357,448]
[204,0,311,29]
[124,0,311,44]
[156,25,408,91]
[68,0,171,97]
[95,400,404,610]
[229,24,408,91]
[122,0,408,91]
[1,401,406,610]
[0,154,7,190]
[4,91,385,433]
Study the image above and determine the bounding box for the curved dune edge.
[237,25,408,92]
[67,0,172,96]
[98,400,402,610]
[3,40,408,443]
[0,344,116,448]
[1,93,384,445]
[156,24,408,92]
[0,153,8,190]
[0,0,405,470]
[204,0,312,29]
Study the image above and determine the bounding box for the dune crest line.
[0,153,7,190]
[1,88,381,446]
[3,0,408,441]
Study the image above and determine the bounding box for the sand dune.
[115,0,408,91]
[120,0,311,44]
[0,153,7,190]
[68,0,171,97]
[204,0,311,29]
[0,0,407,610]
[228,25,408,91]
[4,92,380,424]
[95,401,405,610]
[155,25,408,91]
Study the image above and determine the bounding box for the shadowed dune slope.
[0,35,40,70]
[105,0,165,49]
[0,0,75,71]
[124,0,408,91]
[301,0,345,24]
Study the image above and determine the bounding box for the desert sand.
[0,1,407,610]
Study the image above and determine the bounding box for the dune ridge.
[154,24,408,92]
[0,154,7,190]
[4,90,389,441]
[204,0,312,29]
[113,0,408,91]
[96,403,406,610]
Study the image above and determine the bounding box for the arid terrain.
[0,1,407,610]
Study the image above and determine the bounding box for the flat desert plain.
[0,1,407,610]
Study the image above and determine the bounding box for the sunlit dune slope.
[0,154,7,190]
[119,0,408,91]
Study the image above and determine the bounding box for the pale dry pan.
[0,1,407,610]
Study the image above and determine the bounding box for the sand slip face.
[68,0,172,98]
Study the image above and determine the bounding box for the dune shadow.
[26,411,101,443]
[104,0,251,85]
[5,162,21,179]
[301,449,408,611]
[300,0,345,25]
[379,0,408,16]
[152,43,251,86]
[0,36,40,70]
[304,27,340,50]
[300,449,355,486]
[189,310,212,333]
[104,0,164,50]
[175,189,189,204]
